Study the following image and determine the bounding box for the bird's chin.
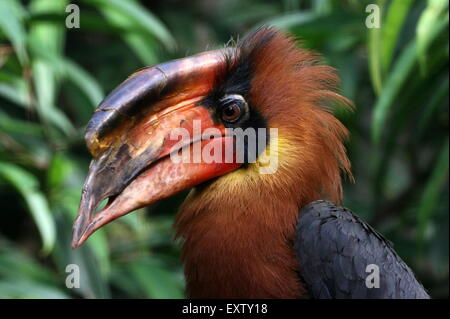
[72,136,241,248]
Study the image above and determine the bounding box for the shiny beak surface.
[72,49,241,248]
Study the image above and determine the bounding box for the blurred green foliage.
[0,0,448,298]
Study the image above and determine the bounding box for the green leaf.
[381,0,414,73]
[32,59,56,109]
[124,34,159,66]
[312,0,332,15]
[0,0,29,64]
[32,59,75,136]
[87,229,111,278]
[417,139,449,243]
[0,162,56,254]
[86,0,175,50]
[416,77,449,138]
[29,45,104,108]
[58,59,104,107]
[367,0,386,95]
[0,81,29,107]
[47,154,112,282]
[28,0,68,57]
[0,109,43,136]
[372,0,449,144]
[0,239,57,284]
[262,11,320,29]
[0,241,67,298]
[47,152,73,189]
[0,280,68,298]
[99,4,159,65]
[416,0,449,74]
[28,1,74,137]
[372,40,417,144]
[52,214,111,298]
[129,258,184,298]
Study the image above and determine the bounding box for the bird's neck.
[174,165,312,298]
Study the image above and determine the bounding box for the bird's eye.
[222,103,241,122]
[219,95,247,123]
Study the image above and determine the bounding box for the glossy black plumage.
[295,200,430,299]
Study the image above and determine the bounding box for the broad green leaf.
[86,0,175,50]
[262,11,320,29]
[129,258,184,298]
[0,242,67,298]
[32,59,56,110]
[124,34,159,66]
[0,81,29,107]
[283,0,300,12]
[372,40,417,143]
[416,0,449,74]
[381,0,414,73]
[0,280,68,298]
[99,4,159,65]
[417,139,449,243]
[0,109,43,136]
[0,0,29,64]
[32,59,75,136]
[221,2,279,26]
[47,152,73,190]
[334,53,360,100]
[110,268,142,297]
[47,154,112,279]
[0,239,57,284]
[58,59,104,107]
[52,214,110,298]
[29,46,104,108]
[28,1,74,137]
[0,71,29,94]
[71,12,132,34]
[28,0,67,57]
[417,77,449,138]
[87,229,111,278]
[0,162,56,253]
[312,0,332,15]
[367,0,386,95]
[372,2,449,144]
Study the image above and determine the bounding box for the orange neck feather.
[174,29,352,298]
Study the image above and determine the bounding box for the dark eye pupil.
[222,103,241,122]
[224,105,237,116]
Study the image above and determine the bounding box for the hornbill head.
[72,28,352,249]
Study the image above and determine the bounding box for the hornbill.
[72,28,429,299]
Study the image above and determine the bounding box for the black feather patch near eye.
[202,27,278,108]
[201,57,252,109]
[200,28,278,163]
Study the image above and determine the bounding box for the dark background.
[0,0,448,298]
